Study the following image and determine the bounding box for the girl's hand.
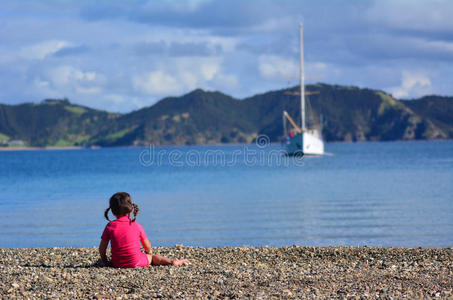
[95,258,111,267]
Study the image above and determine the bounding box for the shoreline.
[1,245,451,298]
[0,146,87,151]
[0,139,451,152]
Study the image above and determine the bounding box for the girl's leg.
[146,254,189,266]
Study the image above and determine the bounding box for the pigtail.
[104,207,111,221]
[131,203,139,222]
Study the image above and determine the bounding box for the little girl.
[99,192,189,268]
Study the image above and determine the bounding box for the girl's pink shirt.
[101,216,147,268]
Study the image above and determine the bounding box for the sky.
[0,0,452,112]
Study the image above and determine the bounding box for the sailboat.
[283,24,324,156]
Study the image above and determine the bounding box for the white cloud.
[31,65,106,99]
[258,55,298,79]
[200,61,220,80]
[389,70,432,99]
[206,36,239,52]
[133,57,224,96]
[1,0,453,112]
[20,40,70,60]
[133,71,179,95]
[48,65,100,87]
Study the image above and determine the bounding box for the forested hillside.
[1,84,452,147]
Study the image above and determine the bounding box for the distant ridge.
[0,84,452,147]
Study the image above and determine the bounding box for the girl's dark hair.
[104,192,139,222]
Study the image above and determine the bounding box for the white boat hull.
[285,130,324,155]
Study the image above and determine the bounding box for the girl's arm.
[99,239,109,266]
[141,238,152,255]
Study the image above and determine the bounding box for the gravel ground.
[0,246,452,299]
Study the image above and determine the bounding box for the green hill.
[0,99,118,147]
[91,89,257,146]
[242,84,448,142]
[0,84,452,147]
[404,95,453,139]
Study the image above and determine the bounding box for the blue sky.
[0,0,452,112]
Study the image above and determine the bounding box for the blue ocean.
[0,141,452,248]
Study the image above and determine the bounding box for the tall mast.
[300,24,305,131]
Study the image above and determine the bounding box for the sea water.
[0,140,452,248]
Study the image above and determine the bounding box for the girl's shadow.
[23,259,112,269]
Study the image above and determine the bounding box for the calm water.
[0,141,452,248]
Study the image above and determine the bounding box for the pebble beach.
[1,246,452,299]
